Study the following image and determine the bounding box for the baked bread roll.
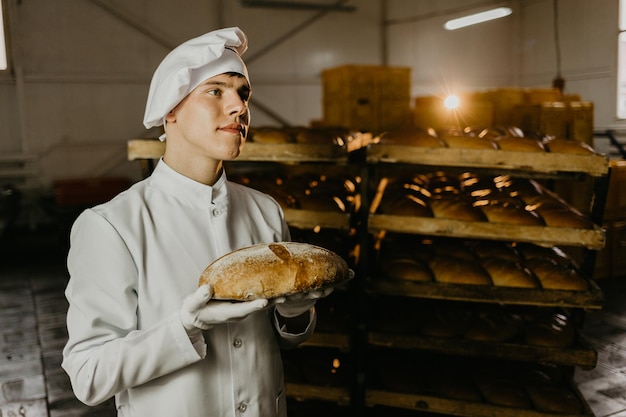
[294,128,335,144]
[464,310,522,342]
[379,128,446,147]
[382,257,434,282]
[476,200,545,226]
[417,308,469,338]
[524,258,589,291]
[525,385,582,413]
[481,257,540,288]
[472,241,520,262]
[494,136,546,152]
[532,206,594,229]
[441,134,499,150]
[431,240,476,261]
[476,377,532,408]
[199,242,351,300]
[525,310,575,348]
[250,128,293,143]
[380,194,433,217]
[430,197,487,222]
[429,255,492,285]
[544,138,595,154]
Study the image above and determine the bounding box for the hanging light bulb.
[444,95,460,110]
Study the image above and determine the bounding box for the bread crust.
[199,242,350,300]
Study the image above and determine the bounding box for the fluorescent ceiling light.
[444,7,512,30]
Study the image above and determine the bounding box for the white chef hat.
[143,27,250,137]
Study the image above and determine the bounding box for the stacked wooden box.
[322,65,412,134]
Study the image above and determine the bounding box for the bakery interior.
[2,0,626,416]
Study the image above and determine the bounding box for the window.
[618,0,626,118]
[0,0,6,70]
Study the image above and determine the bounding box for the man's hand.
[180,284,268,332]
[274,287,334,318]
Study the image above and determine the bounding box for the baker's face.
[168,72,251,161]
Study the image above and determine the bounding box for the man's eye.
[208,89,221,96]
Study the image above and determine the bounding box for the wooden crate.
[611,220,626,278]
[478,87,526,125]
[323,97,379,132]
[525,87,563,104]
[604,160,626,221]
[568,101,594,145]
[322,65,411,100]
[540,101,569,138]
[322,65,412,133]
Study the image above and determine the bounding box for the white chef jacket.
[62,159,315,417]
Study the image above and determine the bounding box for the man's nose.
[225,92,246,116]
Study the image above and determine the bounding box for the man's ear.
[165,109,176,123]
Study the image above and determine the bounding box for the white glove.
[180,284,268,332]
[274,287,334,318]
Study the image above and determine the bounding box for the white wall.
[0,0,622,189]
[385,0,620,129]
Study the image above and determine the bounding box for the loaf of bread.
[481,257,540,288]
[441,134,499,150]
[476,377,532,408]
[250,128,293,143]
[544,138,595,154]
[464,310,523,342]
[472,241,520,262]
[525,310,575,348]
[379,128,446,147]
[417,308,468,338]
[382,257,434,282]
[476,200,546,226]
[430,197,487,222]
[525,385,582,413]
[199,242,351,300]
[380,194,433,217]
[494,136,546,152]
[429,255,492,285]
[524,258,589,291]
[533,206,594,229]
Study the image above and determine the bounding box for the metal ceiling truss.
[240,0,355,12]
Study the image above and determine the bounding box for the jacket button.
[237,402,247,412]
[233,338,243,348]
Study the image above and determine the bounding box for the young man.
[62,27,327,417]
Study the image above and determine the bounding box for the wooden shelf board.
[365,389,594,417]
[366,145,609,176]
[367,333,597,369]
[301,332,351,350]
[370,279,604,309]
[284,208,351,230]
[368,215,606,249]
[286,383,350,405]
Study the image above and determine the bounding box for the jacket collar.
[149,158,228,208]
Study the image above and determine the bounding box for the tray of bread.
[199,242,352,300]
[240,127,374,162]
[368,171,605,249]
[367,127,609,176]
[369,235,603,309]
[368,297,597,369]
[366,352,594,417]
[229,170,360,231]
